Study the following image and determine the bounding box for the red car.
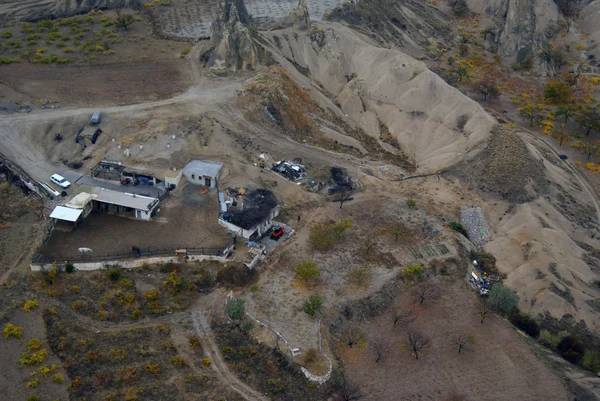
[270,225,285,240]
[121,178,131,185]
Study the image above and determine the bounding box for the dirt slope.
[447,127,600,332]
[261,21,496,171]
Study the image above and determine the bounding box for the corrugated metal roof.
[90,187,158,211]
[49,206,83,222]
[183,159,223,178]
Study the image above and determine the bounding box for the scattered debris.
[272,160,307,181]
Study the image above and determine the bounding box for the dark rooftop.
[229,189,278,230]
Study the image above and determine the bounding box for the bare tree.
[338,323,365,349]
[115,8,134,32]
[337,381,365,401]
[452,334,475,354]
[406,331,431,360]
[477,303,490,324]
[336,189,353,209]
[387,222,410,241]
[393,308,416,328]
[412,285,441,305]
[372,341,390,363]
[362,236,376,256]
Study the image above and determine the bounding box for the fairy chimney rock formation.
[207,0,258,71]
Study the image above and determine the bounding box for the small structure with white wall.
[49,192,96,230]
[183,159,223,188]
[90,187,159,220]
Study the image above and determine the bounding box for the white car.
[50,174,71,189]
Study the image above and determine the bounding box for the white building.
[90,187,159,220]
[183,160,223,188]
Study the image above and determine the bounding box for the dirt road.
[192,311,271,401]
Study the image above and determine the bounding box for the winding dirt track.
[192,311,271,401]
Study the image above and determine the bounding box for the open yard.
[38,185,230,259]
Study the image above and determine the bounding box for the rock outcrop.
[279,0,311,30]
[207,0,258,71]
[468,0,561,74]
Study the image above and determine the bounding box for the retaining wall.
[31,254,229,271]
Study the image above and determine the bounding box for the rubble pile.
[460,207,490,246]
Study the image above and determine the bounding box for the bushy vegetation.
[294,261,320,283]
[399,263,423,280]
[309,218,354,248]
[543,80,572,105]
[23,299,39,312]
[347,267,371,287]
[3,323,23,339]
[303,294,324,317]
[226,298,245,320]
[488,283,519,314]
[0,11,144,64]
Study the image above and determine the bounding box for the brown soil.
[0,60,190,106]
[336,280,569,401]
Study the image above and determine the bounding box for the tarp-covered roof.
[65,192,97,209]
[49,206,83,222]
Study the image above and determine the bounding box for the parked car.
[90,112,101,125]
[50,174,71,189]
[271,225,285,240]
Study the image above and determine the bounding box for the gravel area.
[460,206,490,246]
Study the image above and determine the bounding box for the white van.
[50,174,71,189]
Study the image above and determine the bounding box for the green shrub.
[401,263,423,279]
[303,294,323,317]
[406,198,416,208]
[294,261,320,283]
[106,267,122,281]
[180,47,191,58]
[226,298,245,320]
[65,263,75,273]
[580,350,600,373]
[309,218,354,248]
[51,373,65,383]
[3,323,23,339]
[488,283,519,314]
[347,267,371,287]
[250,285,259,292]
[448,221,468,237]
[539,329,568,349]
[1,30,13,39]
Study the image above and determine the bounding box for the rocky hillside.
[259,18,495,171]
